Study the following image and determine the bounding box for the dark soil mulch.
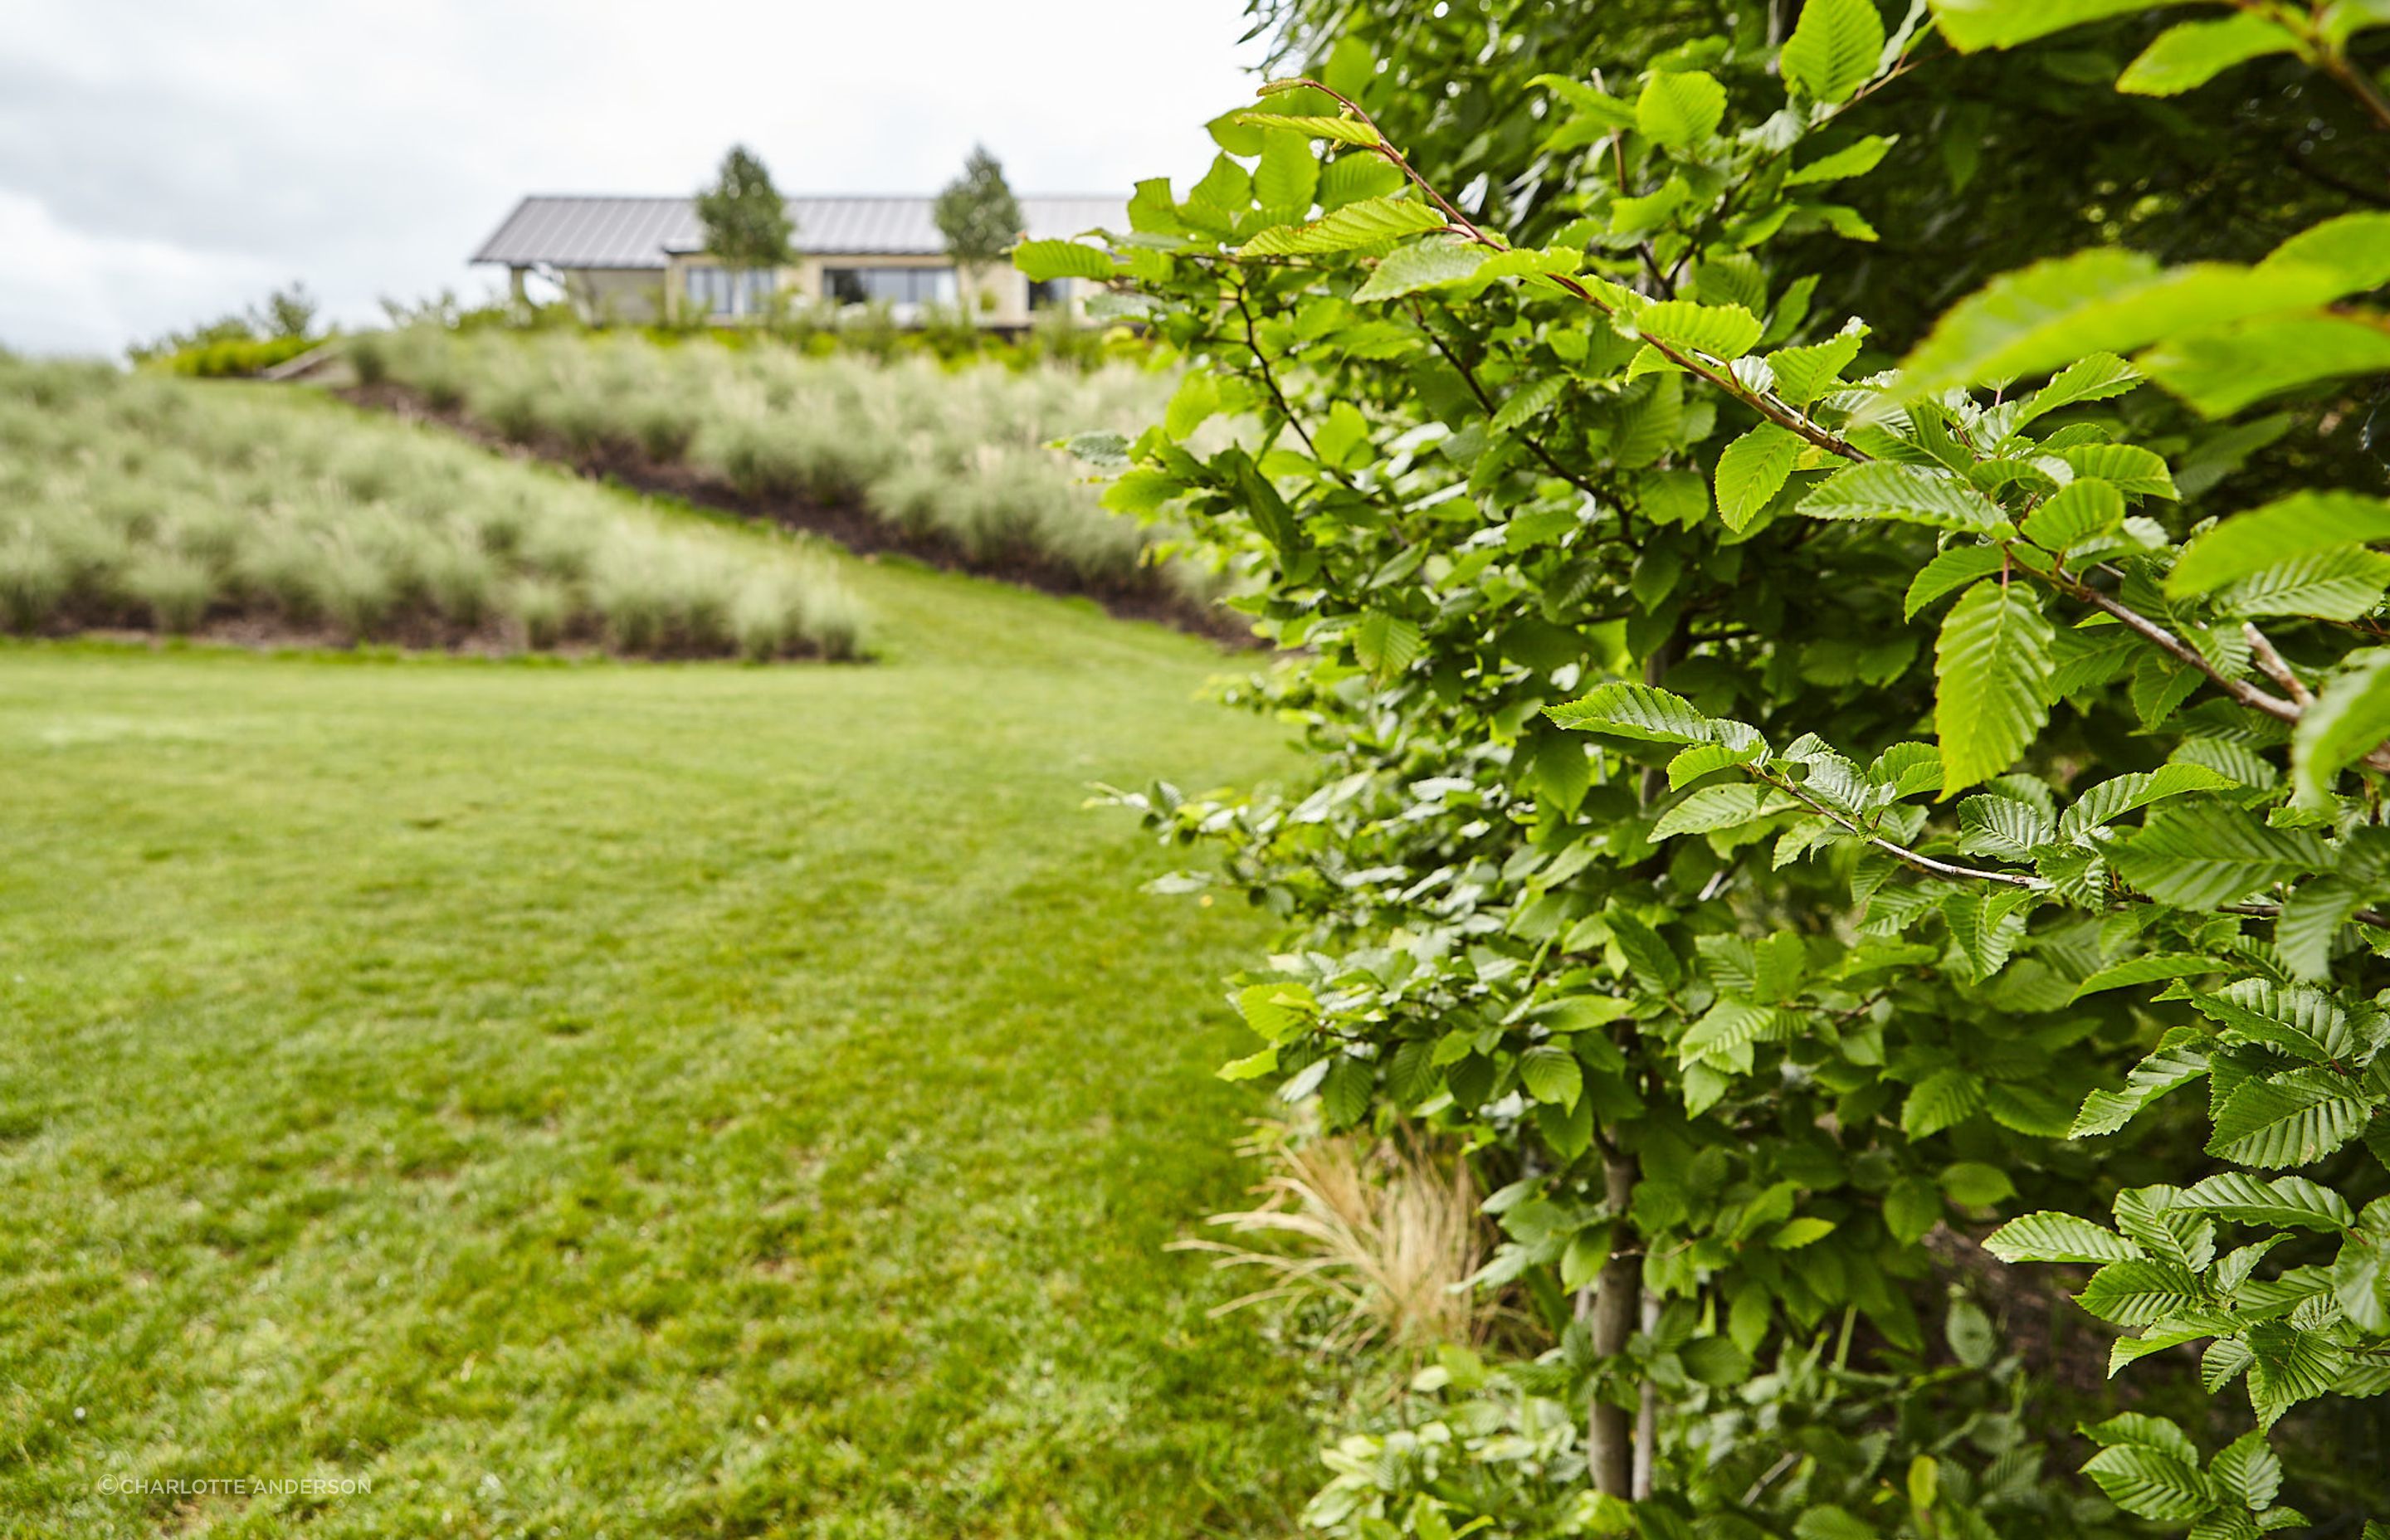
[339,383,1254,646]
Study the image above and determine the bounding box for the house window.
[821,267,958,307]
[685,266,777,318]
[1027,277,1072,311]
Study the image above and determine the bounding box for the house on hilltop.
[471,194,1122,328]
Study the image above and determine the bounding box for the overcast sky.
[0,0,1272,358]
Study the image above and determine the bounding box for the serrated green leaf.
[1680,996,1799,1062]
[2073,1040,2215,1135]
[2170,492,2390,597]
[1782,0,1887,103]
[1988,1210,2143,1264]
[2111,802,2328,909]
[1232,111,1383,146]
[1767,327,1868,407]
[2117,13,2299,95]
[2069,954,2224,1001]
[2022,478,2124,551]
[2178,1171,2356,1231]
[2016,352,2144,424]
[1491,375,1570,434]
[2078,1259,2208,1326]
[1354,238,1490,301]
[1632,299,1763,360]
[1714,424,1802,530]
[2207,1069,2371,1168]
[1928,0,2187,52]
[1636,69,1727,148]
[1904,1067,1986,1137]
[1252,130,1320,213]
[1238,193,1446,256]
[2292,648,2390,802]
[1652,782,1781,841]
[1935,579,2056,792]
[2211,1432,2284,1512]
[2139,313,2390,418]
[1803,463,2009,531]
[1893,251,2345,402]
[1786,135,1894,188]
[1012,239,1114,281]
[1519,1042,1584,1109]
[2080,1443,2219,1522]
[1905,545,2006,619]
[1549,683,1719,743]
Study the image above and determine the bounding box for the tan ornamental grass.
[1175,1121,1493,1355]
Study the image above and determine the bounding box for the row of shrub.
[348,328,1219,603]
[0,357,867,660]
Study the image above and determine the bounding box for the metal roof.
[471,194,1127,269]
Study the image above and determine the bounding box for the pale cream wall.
[666,251,1071,327]
[561,268,666,324]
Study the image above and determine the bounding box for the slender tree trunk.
[1587,1153,1640,1495]
[1589,635,1680,1495]
[1632,1293,1660,1499]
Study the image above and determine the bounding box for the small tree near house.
[695,145,794,270]
[934,145,1023,315]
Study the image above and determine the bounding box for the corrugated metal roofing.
[471,194,1127,269]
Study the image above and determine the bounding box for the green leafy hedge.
[1038,0,2390,1533]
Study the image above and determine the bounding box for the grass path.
[0,550,1314,1537]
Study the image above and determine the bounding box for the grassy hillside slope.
[0,552,1312,1538]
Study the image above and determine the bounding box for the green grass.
[0,549,1316,1537]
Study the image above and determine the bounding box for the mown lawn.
[0,550,1314,1538]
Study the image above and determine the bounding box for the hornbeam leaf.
[1529,74,1642,130]
[1632,299,1763,360]
[1765,325,1867,407]
[2022,478,2124,552]
[1231,111,1384,146]
[1491,375,1571,434]
[2210,1432,2285,1512]
[1238,194,1446,256]
[1903,1067,1986,1137]
[1549,683,1719,743]
[2177,1172,2356,1232]
[2207,1068,2371,1168]
[1905,544,2005,619]
[1680,997,1799,1062]
[2015,352,2143,424]
[1781,0,1886,103]
[1934,579,2056,792]
[2110,802,2328,909]
[2262,212,2390,295]
[1802,463,2009,531]
[2080,1444,2219,1522]
[1987,1211,2144,1264]
[1252,130,1320,212]
[2116,13,2300,96]
[2072,1039,2214,1135]
[1636,69,1728,148]
[2169,492,2390,597]
[1714,423,1802,530]
[1354,239,1490,300]
[2291,648,2390,802]
[2056,763,2234,841]
[1785,135,1894,188]
[1012,240,1115,281]
[2078,1259,2208,1326]
[1652,782,1781,841]
[1929,0,2194,51]
[2275,876,2368,981]
[1891,251,2345,402]
[2139,314,2390,418]
[1519,1042,1584,1108]
[2214,547,2390,621]
[2068,954,2226,1001]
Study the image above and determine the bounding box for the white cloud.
[0,189,275,356]
[0,0,1270,356]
